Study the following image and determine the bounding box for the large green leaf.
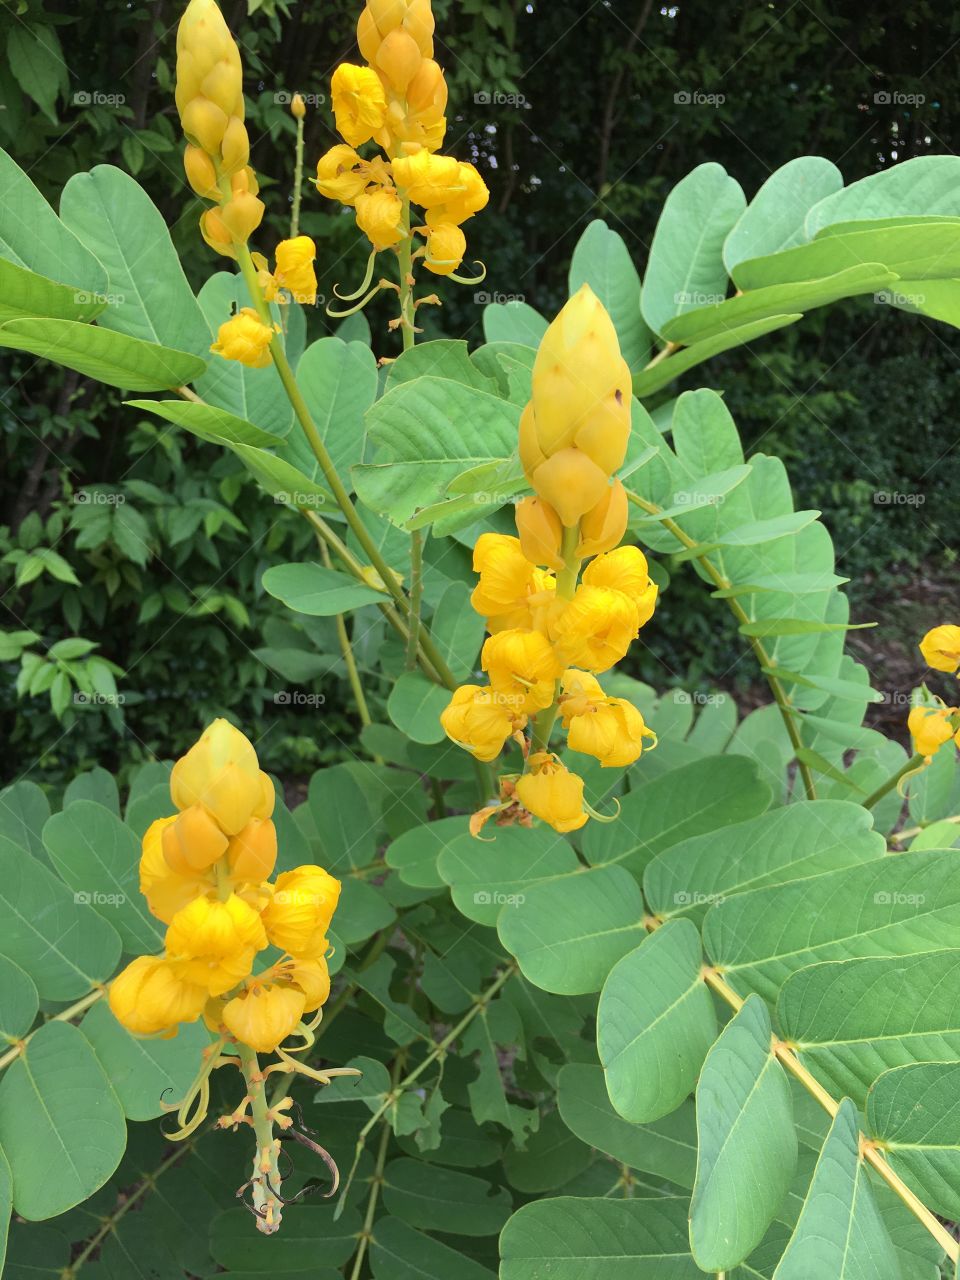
[370,1216,495,1279]
[381,1157,511,1235]
[482,300,548,348]
[262,562,384,615]
[385,815,468,889]
[306,765,380,872]
[0,1142,9,1274]
[0,835,121,1000]
[282,337,378,477]
[0,147,106,292]
[641,162,746,336]
[387,672,449,745]
[0,780,50,859]
[0,1021,126,1220]
[633,313,802,397]
[598,920,717,1123]
[691,996,796,1271]
[805,155,960,237]
[126,398,286,448]
[773,1099,899,1280]
[866,1061,960,1221]
[210,1206,362,1271]
[59,165,209,356]
[0,955,38,1043]
[724,156,843,270]
[569,219,651,370]
[0,317,205,390]
[0,258,106,326]
[438,823,580,926]
[778,950,960,1104]
[430,582,484,682]
[42,800,162,954]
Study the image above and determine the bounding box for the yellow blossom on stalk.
[315,144,370,203]
[577,481,629,559]
[482,629,562,714]
[559,670,656,768]
[582,545,659,626]
[552,585,639,673]
[222,980,307,1054]
[140,816,215,924]
[261,865,342,956]
[424,222,466,275]
[332,63,388,147]
[210,308,277,369]
[515,497,565,572]
[166,893,268,995]
[227,817,278,882]
[109,955,208,1038]
[908,704,958,761]
[391,150,460,205]
[920,625,960,675]
[441,685,526,762]
[422,163,489,227]
[356,188,406,250]
[515,753,588,833]
[257,237,318,305]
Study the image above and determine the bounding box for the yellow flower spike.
[273,236,318,304]
[161,803,229,874]
[577,480,629,560]
[316,144,370,204]
[920,625,960,675]
[219,190,265,243]
[423,162,490,227]
[219,116,251,174]
[515,497,565,572]
[582,544,659,627]
[222,981,306,1055]
[481,629,562,714]
[551,584,639,673]
[908,704,958,761]
[109,955,208,1037]
[261,865,342,956]
[171,721,261,821]
[559,670,656,768]
[355,187,406,250]
[226,817,278,882]
[471,534,536,613]
[184,144,220,199]
[529,447,611,528]
[166,893,268,996]
[332,63,388,147]
[515,752,588,834]
[210,307,276,369]
[391,150,460,205]
[441,684,526,762]
[199,207,238,258]
[175,0,242,116]
[424,221,466,275]
[140,816,215,925]
[180,95,230,154]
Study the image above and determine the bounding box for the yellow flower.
[356,187,406,250]
[515,497,565,572]
[273,236,318,304]
[559,669,655,768]
[481,629,561,714]
[551,584,638,673]
[170,718,266,835]
[261,865,342,957]
[391,150,460,206]
[515,752,588,833]
[332,63,388,147]
[161,803,228,874]
[920,625,960,675]
[175,0,243,120]
[441,684,525,762]
[577,481,628,560]
[423,162,489,226]
[139,816,215,925]
[109,955,208,1038]
[199,207,237,258]
[222,980,306,1053]
[519,423,611,528]
[226,817,278,882]
[359,0,436,64]
[219,190,265,243]
[184,144,219,199]
[399,58,448,152]
[908,704,957,760]
[166,893,268,995]
[582,545,658,627]
[316,144,370,204]
[471,533,535,617]
[424,222,466,275]
[285,953,332,1012]
[210,307,275,369]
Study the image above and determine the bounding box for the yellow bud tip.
[291,92,307,120]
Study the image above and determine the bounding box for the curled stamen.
[448,260,487,285]
[584,796,622,824]
[332,249,378,302]
[325,280,390,319]
[288,1128,341,1196]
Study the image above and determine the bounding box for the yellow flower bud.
[139,816,214,925]
[441,684,524,762]
[582,544,658,627]
[528,446,610,528]
[424,221,465,275]
[481,628,561,714]
[254,771,276,819]
[222,981,305,1053]
[181,96,229,153]
[219,115,250,174]
[577,481,628,559]
[424,162,489,227]
[356,187,405,250]
[332,63,388,147]
[515,497,565,572]
[227,817,278,882]
[471,534,535,615]
[109,955,208,1038]
[908,704,957,761]
[210,307,275,369]
[360,0,434,58]
[166,892,268,995]
[219,190,265,242]
[184,144,220,199]
[200,58,244,117]
[316,144,370,204]
[551,584,638,673]
[261,865,342,957]
[402,58,447,151]
[286,954,332,1012]
[375,27,423,91]
[170,718,264,834]
[161,803,229,874]
[176,0,242,116]
[920,625,960,675]
[559,669,655,768]
[391,149,458,206]
[231,165,259,197]
[515,752,588,833]
[273,236,318,304]
[200,207,237,258]
[291,92,307,120]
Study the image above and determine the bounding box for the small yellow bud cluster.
[315,0,488,274]
[110,719,340,1055]
[442,289,658,835]
[176,0,263,257]
[909,625,960,762]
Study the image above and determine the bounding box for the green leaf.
[569,219,651,370]
[691,996,796,1270]
[778,950,960,1104]
[0,148,107,292]
[0,781,50,858]
[557,1063,697,1189]
[641,162,746,336]
[370,1216,495,1279]
[633,313,802,398]
[724,156,843,270]
[387,672,449,745]
[805,155,960,237]
[385,815,467,889]
[395,1107,502,1168]
[42,801,163,953]
[498,865,647,995]
[482,300,548,348]
[598,919,717,1124]
[381,1157,512,1235]
[438,823,580,926]
[0,318,205,391]
[0,955,38,1043]
[126,399,285,448]
[0,1021,126,1219]
[282,337,378,477]
[231,443,336,511]
[866,1061,960,1221]
[501,1196,697,1279]
[262,563,384,615]
[0,258,106,326]
[431,582,484,682]
[210,1206,362,1271]
[335,877,396,945]
[6,26,65,124]
[773,1099,899,1280]
[307,766,380,872]
[0,835,121,1000]
[0,1142,9,1274]
[739,617,872,637]
[59,166,209,356]
[503,1110,593,1192]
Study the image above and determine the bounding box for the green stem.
[627,490,818,801]
[349,1077,394,1279]
[238,1043,284,1234]
[318,538,377,747]
[863,753,925,810]
[405,529,424,670]
[291,115,305,239]
[397,198,416,351]
[529,525,581,758]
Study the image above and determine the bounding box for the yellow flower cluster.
[110,720,341,1055]
[315,0,489,274]
[208,237,318,369]
[176,0,263,257]
[910,625,960,762]
[441,287,658,834]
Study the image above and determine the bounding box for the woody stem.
[237,1043,284,1235]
